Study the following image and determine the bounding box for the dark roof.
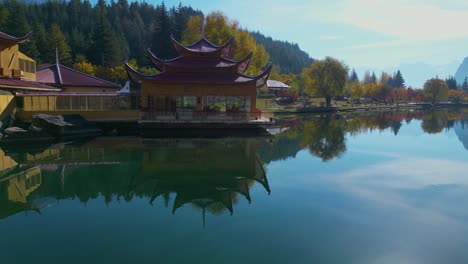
[36,64,121,89]
[126,63,272,87]
[171,36,233,57]
[0,31,32,44]
[147,49,253,73]
[0,78,60,91]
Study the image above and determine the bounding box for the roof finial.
[55,47,60,65]
[55,47,63,84]
[201,16,206,38]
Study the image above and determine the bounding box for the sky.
[146,0,468,87]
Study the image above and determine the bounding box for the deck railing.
[140,111,268,122]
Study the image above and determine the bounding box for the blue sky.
[145,0,468,87]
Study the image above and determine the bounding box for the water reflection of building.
[0,138,270,222]
[0,157,42,218]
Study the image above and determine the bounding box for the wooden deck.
[138,111,275,127]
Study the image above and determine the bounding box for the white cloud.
[338,158,468,189]
[326,0,468,41]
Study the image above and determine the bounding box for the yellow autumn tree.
[73,55,96,76]
[181,11,269,75]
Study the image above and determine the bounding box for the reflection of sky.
[265,120,468,263]
[1,121,468,263]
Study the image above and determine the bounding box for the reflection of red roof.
[0,31,32,44]
[0,79,60,91]
[36,64,120,89]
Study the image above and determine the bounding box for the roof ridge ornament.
[55,47,63,85]
[201,16,206,38]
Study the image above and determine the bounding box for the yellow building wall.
[0,94,16,123]
[0,94,15,114]
[0,43,36,80]
[6,166,41,203]
[0,43,19,70]
[0,149,17,173]
[17,52,36,81]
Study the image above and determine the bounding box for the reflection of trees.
[260,109,467,163]
[302,116,347,162]
[421,111,448,134]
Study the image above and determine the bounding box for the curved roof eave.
[237,51,253,73]
[0,31,33,44]
[124,63,159,84]
[146,49,166,72]
[239,64,273,88]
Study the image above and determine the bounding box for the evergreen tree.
[386,77,394,87]
[89,2,122,67]
[0,5,8,30]
[45,24,72,66]
[393,70,405,88]
[349,69,359,82]
[445,76,458,90]
[371,72,377,84]
[151,3,174,59]
[172,3,186,41]
[462,77,468,92]
[33,24,48,64]
[363,71,372,85]
[2,0,29,37]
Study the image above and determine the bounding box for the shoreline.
[268,102,468,115]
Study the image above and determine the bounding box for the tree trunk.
[326,96,332,107]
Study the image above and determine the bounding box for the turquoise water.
[1,109,467,263]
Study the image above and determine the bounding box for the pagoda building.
[125,36,271,121]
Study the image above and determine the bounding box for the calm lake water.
[1,109,468,264]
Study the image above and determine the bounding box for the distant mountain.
[454,122,468,151]
[251,32,314,74]
[355,60,460,88]
[455,57,468,84]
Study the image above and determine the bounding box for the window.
[18,58,36,73]
[182,95,196,111]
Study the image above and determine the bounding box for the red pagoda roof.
[147,49,252,73]
[171,36,233,57]
[126,63,272,87]
[126,35,271,88]
[0,78,60,91]
[0,31,32,45]
[36,64,120,89]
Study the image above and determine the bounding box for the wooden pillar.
[196,96,202,111]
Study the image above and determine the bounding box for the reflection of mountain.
[455,57,468,85]
[0,138,270,222]
[454,122,468,150]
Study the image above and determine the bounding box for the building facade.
[126,36,271,121]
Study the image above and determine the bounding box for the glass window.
[244,96,251,112]
[88,96,101,110]
[214,96,226,112]
[56,96,67,110]
[182,95,196,111]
